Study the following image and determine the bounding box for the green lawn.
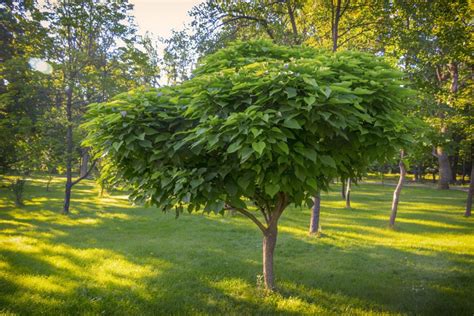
[0,177,472,315]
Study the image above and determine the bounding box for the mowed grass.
[0,177,473,315]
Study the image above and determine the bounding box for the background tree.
[44,0,156,214]
[380,0,473,190]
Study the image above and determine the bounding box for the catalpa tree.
[84,41,413,290]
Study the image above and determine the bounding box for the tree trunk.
[390,152,406,228]
[465,161,474,217]
[309,192,321,235]
[345,178,351,209]
[437,146,452,189]
[46,174,53,192]
[450,153,459,184]
[341,179,346,199]
[331,0,342,52]
[286,0,299,44]
[63,85,73,215]
[80,149,90,177]
[461,159,466,185]
[263,222,278,291]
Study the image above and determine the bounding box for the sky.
[130,0,203,39]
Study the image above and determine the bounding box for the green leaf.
[251,128,263,137]
[286,87,297,99]
[304,96,316,106]
[319,155,336,168]
[353,87,374,95]
[240,146,254,162]
[265,183,280,197]
[295,165,306,181]
[276,142,289,154]
[237,175,251,190]
[306,178,318,190]
[140,139,152,148]
[227,141,242,153]
[252,141,266,155]
[190,178,204,188]
[322,86,331,99]
[303,148,317,162]
[283,118,301,129]
[303,77,318,87]
[113,141,123,151]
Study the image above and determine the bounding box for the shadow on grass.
[0,178,473,315]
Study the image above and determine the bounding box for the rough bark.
[345,178,351,209]
[437,146,452,189]
[389,152,406,228]
[263,222,278,290]
[465,161,474,217]
[309,192,321,235]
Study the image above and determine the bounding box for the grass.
[0,176,473,315]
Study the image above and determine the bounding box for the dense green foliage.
[0,1,160,173]
[0,177,472,315]
[85,41,413,215]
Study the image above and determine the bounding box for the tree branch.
[222,14,275,39]
[226,206,267,233]
[259,206,270,224]
[286,0,299,42]
[71,160,96,187]
[338,28,367,48]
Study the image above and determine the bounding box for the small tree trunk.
[46,174,53,192]
[263,223,278,291]
[345,178,351,209]
[341,179,346,199]
[451,153,459,184]
[309,192,321,235]
[465,161,474,217]
[261,192,287,291]
[80,149,90,177]
[461,160,466,185]
[63,85,73,215]
[390,152,406,228]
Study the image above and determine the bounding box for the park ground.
[0,176,473,315]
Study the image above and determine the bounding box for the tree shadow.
[0,178,473,315]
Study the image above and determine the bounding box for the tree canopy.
[85,40,413,216]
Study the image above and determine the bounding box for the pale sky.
[37,0,204,40]
[130,0,204,38]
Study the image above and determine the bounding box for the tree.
[84,41,414,291]
[44,0,138,214]
[379,0,472,190]
[303,0,386,53]
[389,150,406,228]
[162,0,308,81]
[0,0,52,172]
